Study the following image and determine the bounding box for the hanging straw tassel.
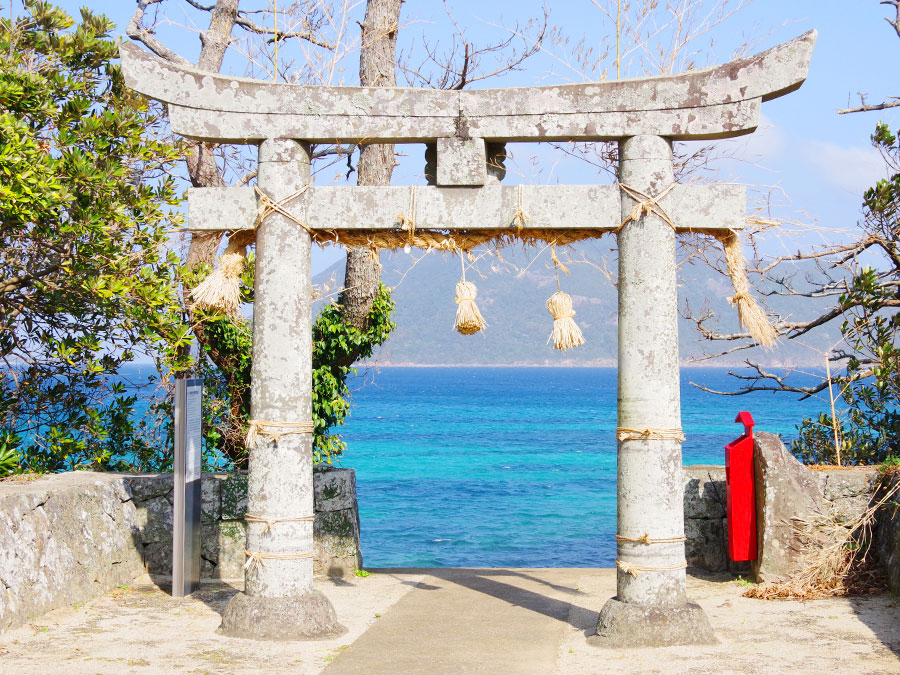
[191,231,254,316]
[546,245,585,351]
[453,252,486,335]
[717,230,777,349]
[546,291,585,351]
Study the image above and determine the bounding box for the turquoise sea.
[338,367,826,568]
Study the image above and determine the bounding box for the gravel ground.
[1,569,898,674]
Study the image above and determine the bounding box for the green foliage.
[193,261,396,466]
[0,2,186,472]
[794,122,900,466]
[0,431,21,477]
[312,283,396,463]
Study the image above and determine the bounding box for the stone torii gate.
[120,31,815,645]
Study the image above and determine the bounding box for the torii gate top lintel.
[119,30,815,144]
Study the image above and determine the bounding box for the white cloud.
[737,114,787,161]
[800,140,886,195]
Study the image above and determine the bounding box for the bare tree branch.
[838,98,900,115]
[126,0,191,65]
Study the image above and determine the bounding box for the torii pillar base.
[219,591,346,642]
[590,598,716,649]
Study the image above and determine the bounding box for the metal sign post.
[173,377,202,597]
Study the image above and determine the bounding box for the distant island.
[316,248,836,369]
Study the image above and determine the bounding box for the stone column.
[593,135,715,647]
[219,139,345,640]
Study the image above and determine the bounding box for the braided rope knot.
[254,183,314,233]
[618,183,678,230]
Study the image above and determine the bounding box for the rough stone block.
[128,473,172,503]
[220,472,248,520]
[875,474,900,594]
[141,537,173,576]
[134,494,173,544]
[313,467,357,512]
[314,506,362,578]
[683,466,726,520]
[752,432,827,583]
[436,137,486,186]
[215,520,248,580]
[818,468,879,501]
[0,474,144,633]
[200,475,222,522]
[685,518,727,572]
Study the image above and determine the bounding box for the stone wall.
[874,472,900,594]
[682,463,882,576]
[131,467,362,580]
[0,467,361,633]
[3,462,898,634]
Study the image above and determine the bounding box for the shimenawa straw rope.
[512,184,528,233]
[244,549,314,572]
[616,533,687,544]
[244,514,315,534]
[190,184,314,314]
[245,420,315,446]
[616,559,688,577]
[716,229,778,349]
[616,427,686,442]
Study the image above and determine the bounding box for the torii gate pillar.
[592,135,715,647]
[218,139,345,640]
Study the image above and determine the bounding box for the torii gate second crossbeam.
[119,30,815,647]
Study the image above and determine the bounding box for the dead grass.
[744,477,899,600]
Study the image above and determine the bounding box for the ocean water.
[339,367,826,568]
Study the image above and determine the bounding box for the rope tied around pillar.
[616,559,688,577]
[512,184,528,234]
[616,532,688,544]
[244,514,315,534]
[245,419,315,447]
[244,549,314,572]
[616,427,685,442]
[397,185,418,252]
[617,183,678,231]
[254,183,315,235]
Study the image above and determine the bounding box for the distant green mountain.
[313,245,838,367]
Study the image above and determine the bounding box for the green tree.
[0,1,187,473]
[698,4,900,466]
[792,122,900,465]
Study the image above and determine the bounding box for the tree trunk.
[337,0,402,346]
[184,0,239,272]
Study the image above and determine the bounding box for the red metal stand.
[725,411,757,561]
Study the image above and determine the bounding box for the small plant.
[735,575,753,587]
[0,432,21,478]
[879,455,900,475]
[354,569,371,578]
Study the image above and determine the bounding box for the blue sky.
[50,0,900,273]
